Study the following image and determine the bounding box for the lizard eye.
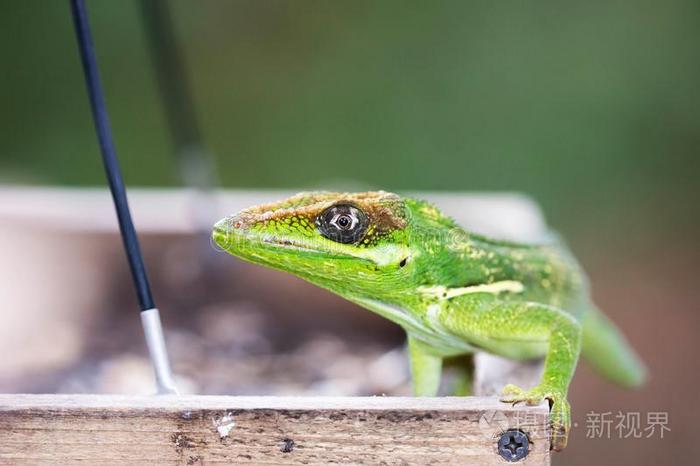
[316,204,368,244]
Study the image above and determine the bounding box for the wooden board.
[0,394,550,465]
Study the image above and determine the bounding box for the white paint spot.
[213,412,236,438]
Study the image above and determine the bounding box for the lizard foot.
[500,384,571,451]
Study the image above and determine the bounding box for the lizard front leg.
[437,298,582,451]
[407,336,443,396]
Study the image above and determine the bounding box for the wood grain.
[0,394,550,465]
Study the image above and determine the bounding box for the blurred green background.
[1,0,698,245]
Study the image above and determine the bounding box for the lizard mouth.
[213,218,320,254]
[261,238,321,254]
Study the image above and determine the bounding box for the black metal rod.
[70,0,155,311]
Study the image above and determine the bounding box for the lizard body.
[213,191,646,451]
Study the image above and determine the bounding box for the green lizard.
[212,191,646,451]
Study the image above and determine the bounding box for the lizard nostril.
[221,214,245,230]
[214,217,239,233]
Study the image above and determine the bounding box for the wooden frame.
[0,394,549,465]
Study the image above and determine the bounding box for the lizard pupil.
[337,215,351,229]
[316,204,368,244]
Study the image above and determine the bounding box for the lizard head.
[213,191,419,295]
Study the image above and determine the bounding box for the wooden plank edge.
[0,394,550,465]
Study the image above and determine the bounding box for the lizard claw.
[500,384,571,451]
[499,384,541,405]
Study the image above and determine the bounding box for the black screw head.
[498,429,529,462]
